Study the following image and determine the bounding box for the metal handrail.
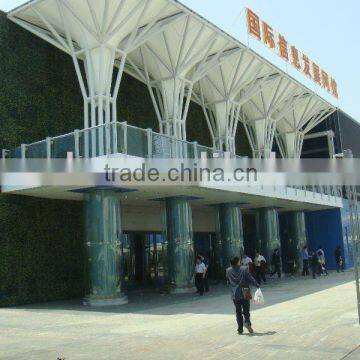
[2,121,222,160]
[0,122,345,201]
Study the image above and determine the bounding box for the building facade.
[0,1,355,306]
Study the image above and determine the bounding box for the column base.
[83,295,128,307]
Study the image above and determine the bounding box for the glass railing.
[27,140,47,158]
[0,121,343,200]
[6,146,22,159]
[52,133,75,158]
[126,124,148,158]
[197,144,218,158]
[2,122,224,160]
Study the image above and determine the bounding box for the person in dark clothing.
[270,249,281,278]
[287,256,296,277]
[310,251,319,279]
[302,245,310,276]
[335,246,344,273]
[226,256,260,335]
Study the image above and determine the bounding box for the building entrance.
[243,214,258,259]
[194,232,219,280]
[122,231,166,289]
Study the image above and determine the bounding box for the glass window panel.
[27,141,47,158]
[52,134,75,158]
[126,126,147,157]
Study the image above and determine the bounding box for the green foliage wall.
[0,11,88,306]
[0,195,85,306]
[0,10,250,306]
[0,12,83,148]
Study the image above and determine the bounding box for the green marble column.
[288,211,307,271]
[217,203,244,271]
[84,189,127,306]
[258,208,281,264]
[164,197,194,292]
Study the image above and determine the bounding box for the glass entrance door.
[122,231,165,289]
[146,233,165,286]
[194,232,218,279]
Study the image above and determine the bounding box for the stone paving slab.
[0,271,359,360]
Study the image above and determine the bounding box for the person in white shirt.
[317,246,328,276]
[254,251,267,284]
[195,256,206,296]
[242,254,253,268]
[241,254,255,275]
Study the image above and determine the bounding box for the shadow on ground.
[6,271,355,316]
[242,331,277,337]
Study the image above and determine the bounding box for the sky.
[1,0,359,122]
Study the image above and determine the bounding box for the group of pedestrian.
[302,245,344,279]
[302,245,327,279]
[241,249,282,285]
[196,244,345,335]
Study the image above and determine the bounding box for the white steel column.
[275,95,336,158]
[197,50,277,154]
[207,100,241,154]
[126,14,232,141]
[9,0,184,156]
[276,131,304,158]
[149,76,192,140]
[240,76,298,158]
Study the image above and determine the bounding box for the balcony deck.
[1,122,343,211]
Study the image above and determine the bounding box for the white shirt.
[195,262,206,274]
[242,256,253,266]
[317,249,325,264]
[254,255,266,267]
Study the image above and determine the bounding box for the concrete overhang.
[2,182,343,212]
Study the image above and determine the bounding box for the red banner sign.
[246,8,338,99]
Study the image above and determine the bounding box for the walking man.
[195,256,206,296]
[270,249,281,278]
[226,256,260,335]
[302,245,310,276]
[254,251,267,284]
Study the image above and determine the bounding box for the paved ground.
[1,271,359,360]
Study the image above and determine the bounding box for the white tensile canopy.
[7,0,335,158]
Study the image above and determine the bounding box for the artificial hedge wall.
[0,10,251,306]
[0,10,88,306]
[0,195,86,306]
